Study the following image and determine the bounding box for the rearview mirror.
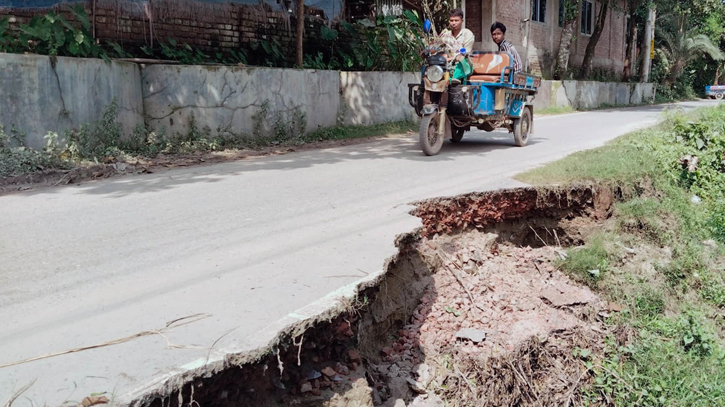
[423,19,432,34]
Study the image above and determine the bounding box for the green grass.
[559,234,611,284]
[516,127,661,187]
[537,105,576,116]
[600,313,725,407]
[517,104,725,406]
[303,120,416,142]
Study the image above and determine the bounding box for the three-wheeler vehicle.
[408,37,541,156]
[706,85,725,100]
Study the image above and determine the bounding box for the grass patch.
[592,312,725,407]
[537,105,575,116]
[635,288,666,318]
[517,103,725,405]
[303,120,416,142]
[559,234,611,285]
[516,129,661,187]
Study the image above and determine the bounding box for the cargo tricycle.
[706,85,725,100]
[408,42,541,156]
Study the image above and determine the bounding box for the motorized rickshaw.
[408,23,541,156]
[706,85,725,100]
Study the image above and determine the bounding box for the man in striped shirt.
[490,22,523,73]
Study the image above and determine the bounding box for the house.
[463,0,628,78]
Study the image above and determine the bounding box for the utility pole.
[641,6,655,83]
[296,0,304,67]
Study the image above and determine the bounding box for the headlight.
[426,65,444,82]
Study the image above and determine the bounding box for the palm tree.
[657,24,724,86]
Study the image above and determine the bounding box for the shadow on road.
[24,132,545,198]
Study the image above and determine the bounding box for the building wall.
[478,0,627,78]
[465,0,483,45]
[0,3,321,57]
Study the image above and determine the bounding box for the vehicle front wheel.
[512,107,532,147]
[419,114,444,156]
[451,127,464,143]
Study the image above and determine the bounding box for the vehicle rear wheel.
[451,127,465,143]
[716,93,724,100]
[419,114,444,156]
[512,107,532,147]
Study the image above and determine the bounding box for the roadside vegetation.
[517,103,725,405]
[0,5,426,72]
[0,99,416,178]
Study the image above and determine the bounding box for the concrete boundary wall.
[0,53,144,149]
[533,80,656,111]
[0,54,655,149]
[142,66,341,138]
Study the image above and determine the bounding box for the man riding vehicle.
[422,9,475,108]
[439,8,474,60]
[490,22,523,74]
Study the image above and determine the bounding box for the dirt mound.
[372,230,613,407]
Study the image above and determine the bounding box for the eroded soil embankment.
[136,186,625,407]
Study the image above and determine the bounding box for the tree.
[657,25,724,86]
[296,0,304,67]
[649,0,725,88]
[554,0,581,79]
[579,0,611,79]
[622,0,644,81]
[420,0,453,35]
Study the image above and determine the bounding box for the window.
[532,0,546,23]
[558,0,564,27]
[581,0,593,35]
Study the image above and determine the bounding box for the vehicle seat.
[469,52,512,82]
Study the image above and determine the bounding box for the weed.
[615,197,670,244]
[660,240,705,287]
[63,99,122,161]
[635,289,666,318]
[587,322,725,406]
[679,312,714,356]
[3,6,108,60]
[249,39,287,67]
[158,39,209,65]
[536,105,575,116]
[699,273,725,308]
[559,235,610,284]
[252,100,271,140]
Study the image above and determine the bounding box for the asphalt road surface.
[1,100,719,406]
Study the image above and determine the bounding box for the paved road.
[1,100,719,406]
